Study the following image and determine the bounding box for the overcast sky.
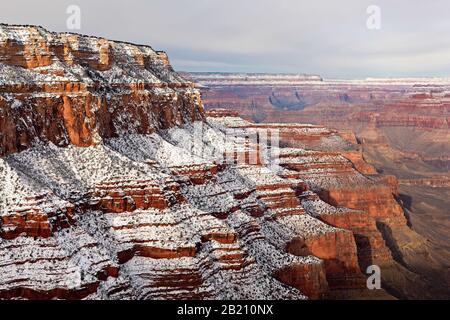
[1,0,450,78]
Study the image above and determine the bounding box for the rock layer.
[0,26,421,300]
[0,24,204,157]
[187,72,450,299]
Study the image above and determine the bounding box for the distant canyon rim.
[184,72,450,298]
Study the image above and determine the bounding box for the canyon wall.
[185,72,450,298]
[0,26,447,300]
[0,24,204,157]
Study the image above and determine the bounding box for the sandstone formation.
[1,25,445,300]
[1,106,393,299]
[0,24,204,157]
[186,72,450,299]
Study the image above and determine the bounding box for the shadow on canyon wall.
[193,77,450,299]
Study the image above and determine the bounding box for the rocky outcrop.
[189,72,450,299]
[0,26,435,300]
[0,24,204,157]
[0,106,396,300]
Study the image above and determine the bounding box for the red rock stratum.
[0,26,446,300]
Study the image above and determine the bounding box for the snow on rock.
[0,115,371,300]
[0,24,396,300]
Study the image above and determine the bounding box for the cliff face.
[188,73,450,131]
[0,24,204,157]
[186,72,450,299]
[1,107,389,300]
[1,26,445,300]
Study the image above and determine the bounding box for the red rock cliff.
[1,26,442,301]
[0,24,204,157]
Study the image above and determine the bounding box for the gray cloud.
[1,0,450,78]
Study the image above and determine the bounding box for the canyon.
[185,72,450,299]
[0,25,448,300]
